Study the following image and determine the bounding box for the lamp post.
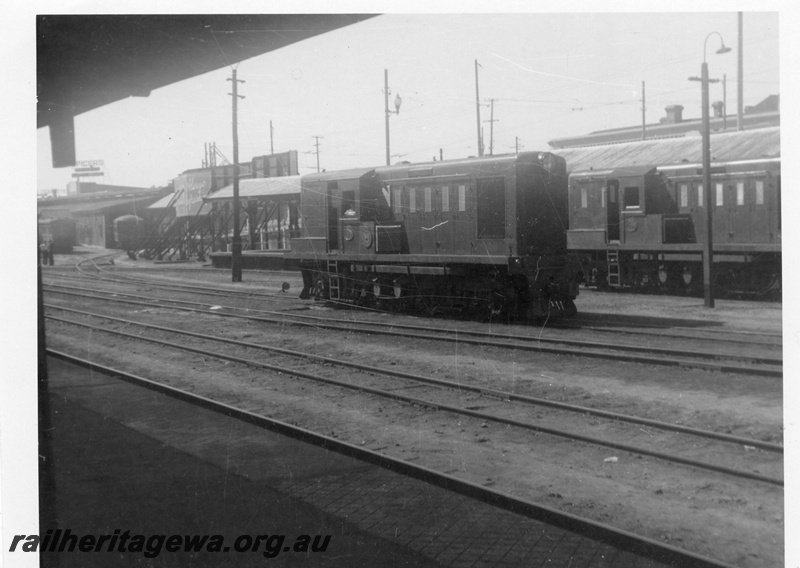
[384,70,402,165]
[689,32,731,308]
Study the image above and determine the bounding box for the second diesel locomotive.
[287,151,580,319]
[566,157,781,297]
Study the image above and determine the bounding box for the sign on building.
[173,172,213,218]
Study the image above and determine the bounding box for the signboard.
[173,172,213,217]
[73,159,105,178]
[252,151,299,178]
[71,172,104,177]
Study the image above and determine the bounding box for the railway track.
[45,349,738,568]
[43,281,783,378]
[52,256,784,350]
[43,301,782,486]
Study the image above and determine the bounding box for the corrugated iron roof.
[148,193,178,209]
[553,127,779,173]
[301,167,376,183]
[204,175,303,201]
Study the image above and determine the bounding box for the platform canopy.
[38,14,377,167]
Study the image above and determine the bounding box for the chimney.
[712,101,725,118]
[662,105,684,124]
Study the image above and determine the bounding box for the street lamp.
[689,32,731,308]
[384,69,402,165]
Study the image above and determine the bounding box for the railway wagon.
[566,158,781,297]
[113,215,147,251]
[287,151,579,319]
[38,218,76,253]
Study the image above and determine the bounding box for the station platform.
[208,250,297,271]
[40,356,672,567]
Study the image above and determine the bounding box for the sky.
[32,8,782,194]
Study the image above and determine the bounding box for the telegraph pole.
[228,68,245,282]
[737,12,744,130]
[484,99,498,155]
[475,60,483,156]
[313,136,323,172]
[641,81,647,140]
[270,120,274,154]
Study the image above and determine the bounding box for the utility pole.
[385,69,391,165]
[312,136,323,172]
[484,98,498,155]
[228,68,245,282]
[270,120,274,154]
[475,60,483,156]
[641,81,647,141]
[383,70,402,166]
[723,74,727,131]
[737,12,744,130]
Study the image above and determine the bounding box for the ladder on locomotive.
[606,249,621,287]
[327,260,340,300]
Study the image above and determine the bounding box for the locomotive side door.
[326,182,341,251]
[606,180,621,242]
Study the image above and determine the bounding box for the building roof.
[548,95,780,149]
[301,167,377,183]
[38,188,170,216]
[203,175,304,202]
[62,195,165,215]
[552,126,779,173]
[148,193,180,209]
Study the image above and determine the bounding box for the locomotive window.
[680,184,688,208]
[424,187,432,212]
[342,190,356,217]
[580,187,588,208]
[756,181,764,205]
[409,187,416,212]
[623,186,640,209]
[697,184,704,207]
[477,178,505,238]
[442,186,450,211]
[458,185,467,212]
[736,182,745,206]
[716,183,724,206]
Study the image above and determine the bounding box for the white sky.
[33,9,780,192]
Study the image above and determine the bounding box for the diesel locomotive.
[287,151,580,319]
[566,157,781,297]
